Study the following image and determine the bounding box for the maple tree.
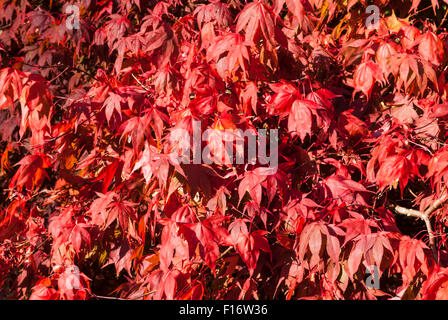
[2,0,448,300]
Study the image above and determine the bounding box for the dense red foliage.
[2,0,448,300]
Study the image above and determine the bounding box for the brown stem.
[424,192,447,216]
[393,193,447,263]
[394,206,436,246]
[394,205,438,262]
[92,290,156,300]
[439,7,448,30]
[131,73,152,93]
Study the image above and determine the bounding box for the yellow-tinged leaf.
[384,11,408,33]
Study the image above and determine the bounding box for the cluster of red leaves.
[2,0,448,300]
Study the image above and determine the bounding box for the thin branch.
[407,139,434,155]
[0,23,11,30]
[439,7,448,30]
[30,110,100,150]
[19,60,100,82]
[2,49,99,82]
[393,193,447,263]
[92,290,156,300]
[91,293,125,300]
[16,236,51,268]
[408,4,434,19]
[49,66,70,83]
[217,246,233,261]
[131,73,152,92]
[394,204,438,261]
[393,192,447,262]
[424,192,448,216]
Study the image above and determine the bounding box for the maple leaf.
[296,222,344,270]
[159,270,180,300]
[30,283,59,300]
[409,0,423,12]
[91,159,121,193]
[179,215,229,273]
[194,1,232,27]
[119,114,152,152]
[88,191,137,235]
[288,99,325,141]
[353,60,385,99]
[339,218,376,246]
[418,31,445,66]
[398,236,429,287]
[375,41,399,76]
[151,65,181,97]
[240,81,258,115]
[336,110,369,140]
[427,147,448,192]
[306,89,336,114]
[102,14,131,49]
[238,168,268,206]
[229,219,270,275]
[158,206,197,272]
[0,68,24,109]
[142,23,177,68]
[346,232,393,280]
[205,126,236,166]
[323,175,371,206]
[236,0,277,50]
[19,74,53,138]
[392,53,437,95]
[111,34,145,74]
[268,81,302,117]
[207,186,230,214]
[427,102,448,119]
[132,142,173,190]
[141,2,169,32]
[400,25,421,50]
[207,33,250,80]
[282,197,319,234]
[107,199,137,233]
[69,223,91,255]
[180,281,204,300]
[386,95,419,124]
[104,240,134,277]
[9,153,51,191]
[103,92,123,124]
[421,267,448,300]
[189,93,217,115]
[273,0,314,32]
[375,153,419,193]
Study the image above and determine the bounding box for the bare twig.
[131,73,152,92]
[49,66,70,83]
[408,4,434,19]
[424,192,448,216]
[30,109,100,150]
[16,236,51,268]
[394,205,437,261]
[91,293,125,300]
[393,192,447,263]
[407,139,434,155]
[92,290,156,300]
[439,7,448,30]
[217,246,233,261]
